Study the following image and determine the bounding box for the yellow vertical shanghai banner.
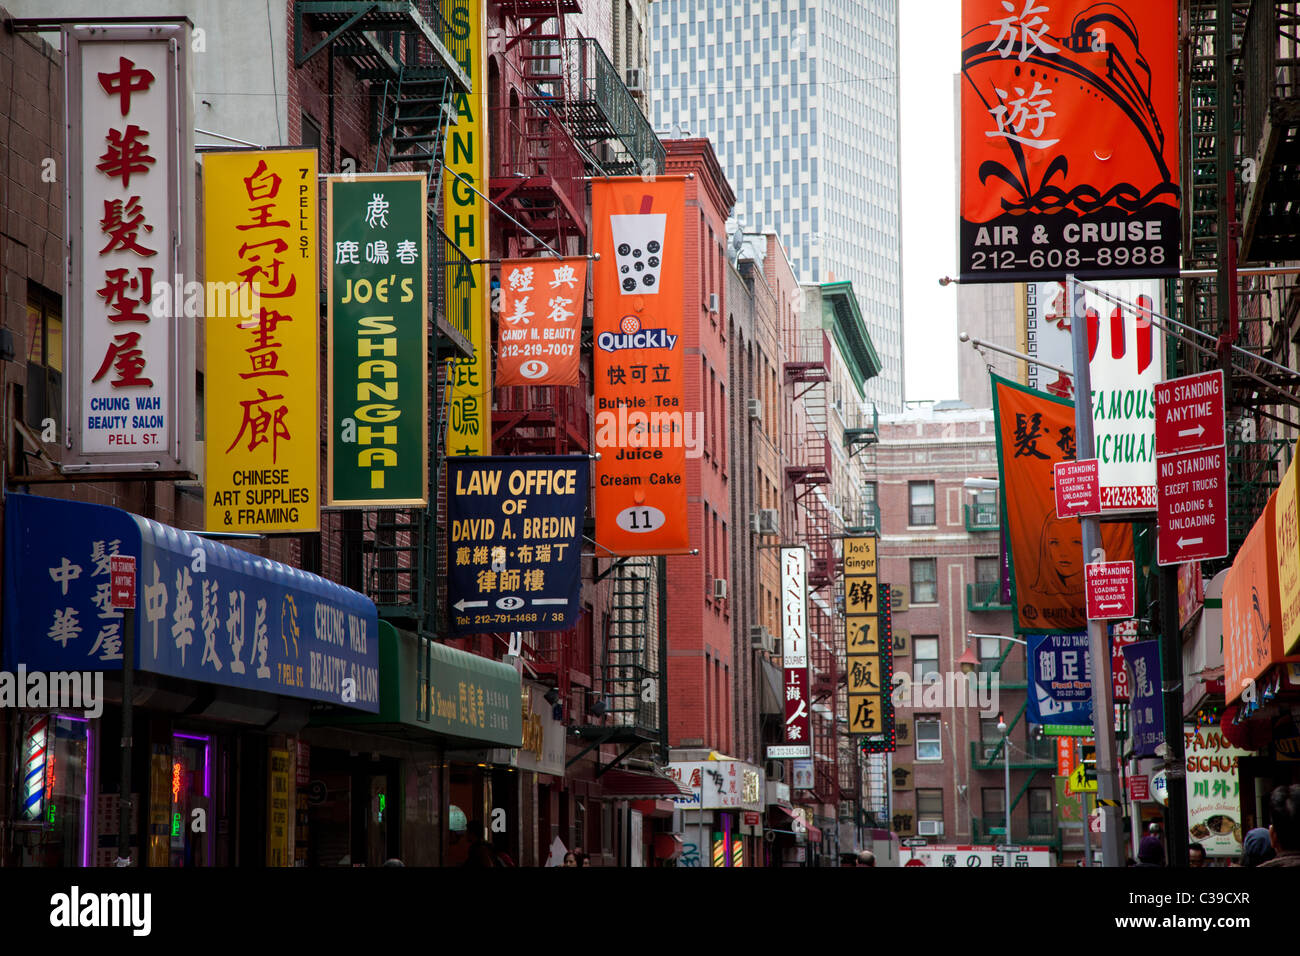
[202,149,319,532]
[445,0,490,456]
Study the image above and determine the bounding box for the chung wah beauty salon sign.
[63,24,195,474]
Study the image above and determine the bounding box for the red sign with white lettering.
[1154,370,1225,457]
[1111,622,1140,702]
[1054,458,1101,518]
[1085,561,1134,620]
[1129,774,1150,801]
[110,554,137,609]
[1157,445,1229,565]
[1057,737,1075,778]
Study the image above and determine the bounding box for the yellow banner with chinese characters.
[202,149,319,532]
[1275,440,1300,656]
[445,0,490,456]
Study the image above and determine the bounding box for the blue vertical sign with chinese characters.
[1122,640,1164,757]
[3,493,379,712]
[447,456,588,634]
[1027,631,1094,726]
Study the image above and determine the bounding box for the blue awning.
[3,493,379,712]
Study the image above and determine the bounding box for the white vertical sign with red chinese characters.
[781,547,812,757]
[63,26,194,473]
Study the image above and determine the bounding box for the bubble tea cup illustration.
[611,195,665,295]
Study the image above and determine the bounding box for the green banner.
[326,175,428,506]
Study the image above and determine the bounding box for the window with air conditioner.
[917,788,944,835]
[980,718,1005,761]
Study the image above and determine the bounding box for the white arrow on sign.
[453,599,488,612]
[1100,602,1123,610]
[1177,424,1206,439]
[1177,536,1204,549]
[532,598,567,606]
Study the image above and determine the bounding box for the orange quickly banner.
[992,374,1133,632]
[496,256,587,387]
[592,177,689,555]
[1224,492,1284,704]
[959,0,1179,282]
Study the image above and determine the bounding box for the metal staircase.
[600,557,661,735]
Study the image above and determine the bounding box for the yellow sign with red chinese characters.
[202,149,319,532]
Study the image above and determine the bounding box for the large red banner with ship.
[959,1,1179,282]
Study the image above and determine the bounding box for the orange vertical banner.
[1224,493,1284,704]
[496,256,587,387]
[992,374,1133,632]
[591,177,689,555]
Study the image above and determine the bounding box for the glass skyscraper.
[650,0,903,411]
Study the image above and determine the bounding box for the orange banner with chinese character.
[959,0,1179,282]
[1225,492,1284,704]
[992,374,1132,631]
[202,149,319,532]
[497,257,587,387]
[592,178,689,555]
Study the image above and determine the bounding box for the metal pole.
[1159,565,1189,867]
[1003,728,1011,862]
[118,606,134,865]
[1067,274,1124,867]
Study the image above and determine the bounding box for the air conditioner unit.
[708,292,719,314]
[765,760,785,782]
[747,397,762,422]
[713,578,728,600]
[749,509,779,536]
[749,625,774,652]
[918,819,944,836]
[625,68,644,92]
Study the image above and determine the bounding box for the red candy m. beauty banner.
[591,178,689,556]
[496,256,586,387]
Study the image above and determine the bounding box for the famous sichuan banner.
[203,149,319,532]
[326,175,428,507]
[959,1,1179,281]
[592,177,689,555]
[992,374,1133,632]
[497,257,587,387]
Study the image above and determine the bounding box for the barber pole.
[21,715,50,821]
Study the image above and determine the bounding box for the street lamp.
[997,710,1011,855]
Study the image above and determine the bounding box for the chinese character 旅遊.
[987,1,1059,62]
[97,125,156,187]
[99,196,157,257]
[98,56,156,114]
[987,82,1059,150]
[48,607,82,649]
[98,267,154,323]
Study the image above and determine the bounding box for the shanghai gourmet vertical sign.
[446,0,490,456]
[781,547,812,757]
[202,149,319,532]
[326,175,428,506]
[959,1,1179,282]
[592,178,690,555]
[63,25,195,473]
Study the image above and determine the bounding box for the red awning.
[776,805,823,842]
[600,768,694,801]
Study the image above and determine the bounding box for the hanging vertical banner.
[63,25,195,473]
[862,583,897,754]
[992,374,1133,632]
[1027,632,1094,726]
[326,175,428,507]
[1122,640,1164,757]
[844,537,888,740]
[497,257,587,387]
[202,149,319,532]
[1185,723,1249,858]
[959,1,1179,282]
[447,456,588,634]
[592,177,689,555]
[780,547,812,757]
[1274,442,1300,656]
[446,0,490,456]
[1223,493,1283,704]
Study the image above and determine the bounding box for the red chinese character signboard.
[496,257,587,387]
[63,26,194,473]
[1053,458,1100,517]
[1084,561,1134,620]
[1111,621,1140,702]
[109,554,137,610]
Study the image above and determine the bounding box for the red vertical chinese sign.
[496,257,587,387]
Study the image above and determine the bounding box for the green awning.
[320,622,522,747]
[820,281,882,395]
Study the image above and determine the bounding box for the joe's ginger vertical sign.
[592,178,689,555]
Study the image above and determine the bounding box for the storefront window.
[169,734,212,867]
[16,714,93,867]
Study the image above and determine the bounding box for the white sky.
[899,0,962,403]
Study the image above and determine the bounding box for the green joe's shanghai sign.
[327,175,428,506]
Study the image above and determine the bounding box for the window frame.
[910,557,938,605]
[909,480,936,526]
[914,716,942,762]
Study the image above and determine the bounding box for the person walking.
[1259,784,1300,868]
